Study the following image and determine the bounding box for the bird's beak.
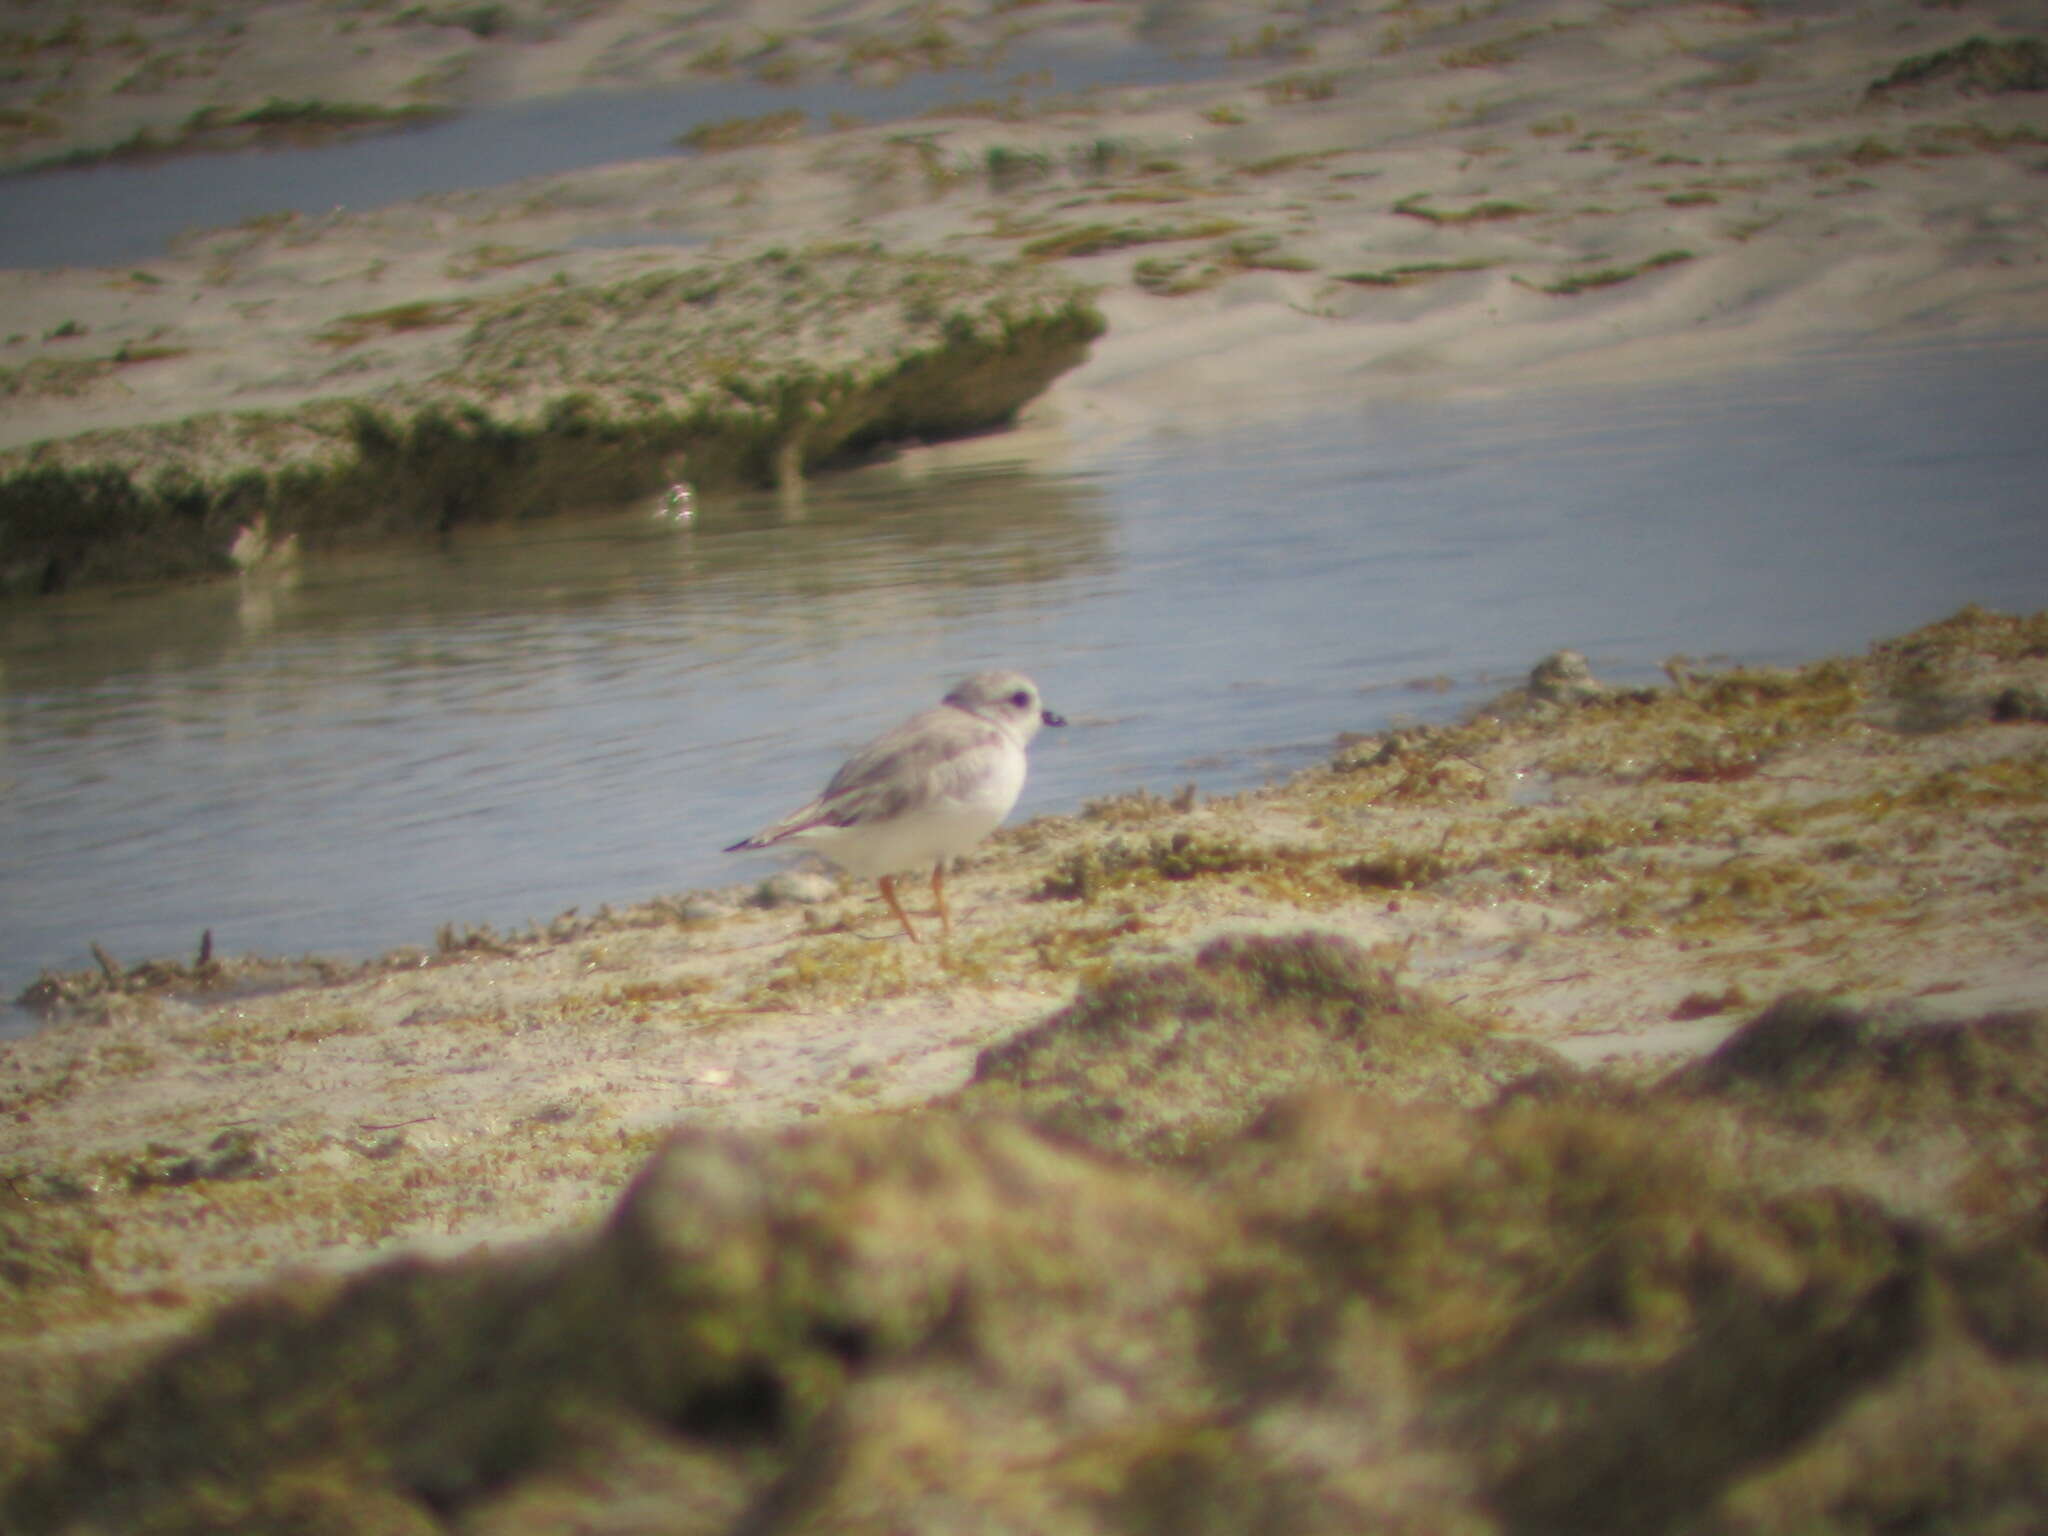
[1042,709,1067,728]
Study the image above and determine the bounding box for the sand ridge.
[3,1,2045,463]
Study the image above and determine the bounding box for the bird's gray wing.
[728,709,1001,848]
[815,708,1004,823]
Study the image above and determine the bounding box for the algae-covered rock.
[1670,993,2048,1241]
[1200,1084,2048,1536]
[2,1114,1372,1535]
[0,1105,2034,1533]
[1680,995,2048,1193]
[1866,35,2048,98]
[1678,993,2048,1130]
[7,983,2048,1534]
[0,249,1102,593]
[0,1186,97,1300]
[959,930,1565,1160]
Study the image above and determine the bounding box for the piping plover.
[724,670,1065,941]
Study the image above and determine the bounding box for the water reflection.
[0,458,1113,1009]
[4,339,2047,1027]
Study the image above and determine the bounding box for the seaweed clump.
[959,930,1562,1159]
[1678,992,2048,1164]
[1866,35,2048,98]
[8,992,2048,1534]
[1033,828,1287,902]
[0,1186,98,1303]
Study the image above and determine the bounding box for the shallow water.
[4,337,2047,1027]
[0,41,1237,269]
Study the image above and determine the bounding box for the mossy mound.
[1679,993,2048,1129]
[958,931,1565,1161]
[1672,994,2048,1229]
[1,1116,1258,1535]
[1867,35,2048,98]
[7,1010,2048,1534]
[0,249,1103,594]
[1201,1088,1968,1535]
[0,1188,97,1301]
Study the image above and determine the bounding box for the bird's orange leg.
[877,875,920,942]
[930,863,953,940]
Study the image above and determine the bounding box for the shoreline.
[0,249,1103,593]
[7,579,2043,1032]
[3,603,2045,1526]
[7,603,2045,1250]
[5,4,2047,586]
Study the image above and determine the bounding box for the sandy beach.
[5,601,2046,1532]
[3,3,2047,1531]
[7,601,2047,1282]
[4,0,2046,463]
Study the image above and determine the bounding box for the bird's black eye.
[1010,690,1031,708]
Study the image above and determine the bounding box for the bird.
[723,670,1065,941]
[655,481,694,524]
[227,513,300,577]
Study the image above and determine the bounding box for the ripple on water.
[5,338,2048,1027]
